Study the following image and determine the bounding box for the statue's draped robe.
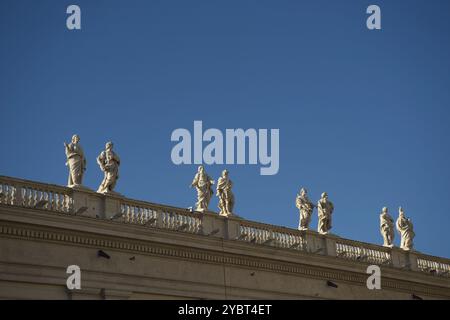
[317,199,334,234]
[380,213,394,246]
[296,195,314,230]
[191,172,213,211]
[396,215,415,250]
[65,143,86,186]
[216,177,234,215]
[97,150,120,193]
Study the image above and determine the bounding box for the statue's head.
[198,165,204,173]
[72,134,80,144]
[399,206,404,216]
[106,141,113,150]
[300,188,307,196]
[321,192,328,200]
[382,207,388,214]
[222,169,228,177]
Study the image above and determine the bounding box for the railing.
[238,221,307,251]
[119,200,202,234]
[336,239,392,265]
[0,176,73,214]
[120,201,158,226]
[417,256,450,277]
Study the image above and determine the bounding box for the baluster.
[150,209,155,225]
[63,194,69,212]
[168,212,173,228]
[38,189,43,206]
[32,189,38,207]
[161,211,167,228]
[127,205,133,223]
[169,212,174,229]
[25,187,31,207]
[195,216,199,232]
[174,213,179,229]
[165,212,170,228]
[193,217,197,233]
[193,217,198,233]
[241,226,247,240]
[142,208,148,224]
[1,184,7,204]
[53,193,59,211]
[67,194,74,212]
[10,185,16,205]
[44,191,49,209]
[187,216,193,232]
[48,191,54,210]
[136,207,140,223]
[5,185,11,204]
[249,228,255,242]
[190,217,195,233]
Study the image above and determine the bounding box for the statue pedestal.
[97,190,124,198]
[69,184,93,192]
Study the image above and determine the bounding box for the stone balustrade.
[417,255,450,277]
[0,176,73,213]
[238,221,307,251]
[120,201,159,225]
[119,200,202,234]
[1,175,449,279]
[336,239,392,265]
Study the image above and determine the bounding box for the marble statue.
[64,134,86,187]
[317,192,334,234]
[296,188,315,230]
[216,169,234,216]
[396,207,415,251]
[190,166,215,212]
[380,207,394,248]
[96,141,120,194]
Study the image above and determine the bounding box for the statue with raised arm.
[64,134,86,187]
[380,206,394,248]
[296,187,314,231]
[216,169,234,217]
[317,192,334,234]
[96,141,120,194]
[396,206,415,251]
[190,165,215,212]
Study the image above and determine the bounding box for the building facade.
[0,175,449,299]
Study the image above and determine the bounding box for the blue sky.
[1,0,449,258]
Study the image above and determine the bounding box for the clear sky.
[1,0,449,258]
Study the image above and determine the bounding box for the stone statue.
[396,207,415,251]
[96,141,120,194]
[216,169,234,216]
[190,165,215,212]
[296,187,315,231]
[380,207,394,248]
[64,134,86,187]
[317,192,334,234]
